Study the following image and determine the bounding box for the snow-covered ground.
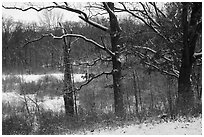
[2,73,85,113]
[84,117,202,135]
[2,92,65,113]
[2,73,86,83]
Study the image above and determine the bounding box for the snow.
[2,73,202,135]
[2,92,65,113]
[2,91,202,135]
[39,96,65,112]
[2,73,86,114]
[2,73,86,83]
[85,118,202,135]
[2,92,25,108]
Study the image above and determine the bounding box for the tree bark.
[107,2,125,117]
[62,28,74,116]
[177,2,201,115]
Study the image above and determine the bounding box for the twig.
[75,71,112,91]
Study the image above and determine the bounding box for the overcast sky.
[2,2,84,23]
[2,2,166,24]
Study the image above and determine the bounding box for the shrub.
[2,75,21,93]
[20,82,41,95]
[2,114,32,135]
[18,75,63,98]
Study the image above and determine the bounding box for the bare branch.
[150,2,159,18]
[139,3,161,28]
[22,32,114,56]
[51,3,109,32]
[116,2,144,13]
[50,33,115,56]
[103,2,114,16]
[2,4,55,12]
[103,2,121,32]
[3,3,109,32]
[117,3,173,44]
[133,46,156,53]
[133,46,173,63]
[53,2,58,6]
[143,60,179,78]
[26,95,40,112]
[22,34,50,48]
[72,56,112,67]
[64,2,68,6]
[75,71,112,91]
[194,52,202,59]
[135,50,179,78]
[79,16,109,32]
[150,2,167,18]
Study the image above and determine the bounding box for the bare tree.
[177,3,202,114]
[115,2,202,115]
[39,9,64,70]
[3,2,125,117]
[38,9,64,29]
[59,23,74,116]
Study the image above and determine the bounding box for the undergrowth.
[3,99,201,135]
[2,74,202,135]
[2,103,129,135]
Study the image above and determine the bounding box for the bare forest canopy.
[2,2,201,75]
[2,2,202,118]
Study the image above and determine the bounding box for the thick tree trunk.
[112,54,124,117]
[177,44,194,111]
[177,3,201,115]
[177,55,194,114]
[107,2,124,117]
[63,29,74,116]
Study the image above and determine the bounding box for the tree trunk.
[107,2,124,117]
[112,54,124,117]
[126,85,131,114]
[51,48,54,70]
[136,71,142,111]
[166,76,173,117]
[132,70,138,114]
[149,74,154,111]
[177,3,201,115]
[62,28,74,116]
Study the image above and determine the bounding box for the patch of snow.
[39,96,65,113]
[2,92,65,113]
[86,118,202,135]
[72,74,86,83]
[2,73,86,83]
[2,92,24,107]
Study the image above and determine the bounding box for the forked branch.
[74,71,113,91]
